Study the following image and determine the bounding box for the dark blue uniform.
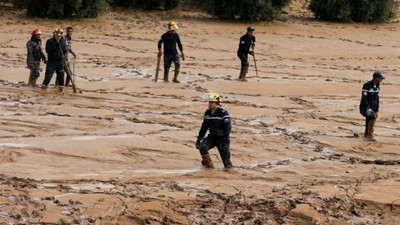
[360,80,380,114]
[237,34,256,67]
[42,37,67,87]
[359,80,380,136]
[197,107,232,167]
[158,32,183,75]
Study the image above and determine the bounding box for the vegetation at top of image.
[1,0,399,23]
[110,0,180,10]
[9,0,108,18]
[309,0,399,22]
[200,0,292,21]
[5,0,180,18]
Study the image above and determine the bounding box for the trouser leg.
[199,137,217,168]
[164,55,173,81]
[55,61,65,87]
[217,141,232,168]
[238,66,244,80]
[238,53,249,81]
[28,61,40,87]
[364,117,370,137]
[43,61,56,87]
[242,65,249,81]
[172,55,181,83]
[368,112,378,136]
[65,59,70,86]
[28,69,33,86]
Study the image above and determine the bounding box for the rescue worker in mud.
[359,71,385,140]
[63,26,77,86]
[237,26,256,81]
[157,21,185,83]
[26,28,47,87]
[42,28,67,91]
[196,91,233,168]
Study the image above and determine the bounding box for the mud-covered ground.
[0,1,400,224]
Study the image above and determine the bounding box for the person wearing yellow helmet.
[41,28,68,91]
[26,28,47,87]
[196,91,233,169]
[157,21,185,83]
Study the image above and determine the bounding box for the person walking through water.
[237,26,256,81]
[157,21,185,83]
[42,28,67,92]
[196,91,233,169]
[64,26,77,87]
[26,28,47,87]
[359,71,385,140]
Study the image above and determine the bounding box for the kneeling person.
[196,91,233,168]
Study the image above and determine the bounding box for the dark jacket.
[238,34,256,54]
[46,37,67,62]
[158,32,183,56]
[26,37,46,64]
[360,80,380,113]
[197,107,232,143]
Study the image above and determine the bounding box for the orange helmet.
[53,28,63,37]
[31,28,42,36]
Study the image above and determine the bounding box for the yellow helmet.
[168,21,179,31]
[54,28,63,37]
[207,91,221,103]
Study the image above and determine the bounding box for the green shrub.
[201,0,292,21]
[110,0,180,10]
[309,0,399,22]
[0,0,10,4]
[11,0,107,18]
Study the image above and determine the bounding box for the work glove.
[196,140,201,150]
[249,51,254,56]
[181,52,185,61]
[366,108,373,116]
[157,48,162,57]
[220,142,228,151]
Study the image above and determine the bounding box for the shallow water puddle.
[133,168,202,174]
[0,143,29,147]
[71,134,134,141]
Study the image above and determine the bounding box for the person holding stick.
[42,28,67,91]
[64,27,76,86]
[237,26,256,81]
[157,21,185,83]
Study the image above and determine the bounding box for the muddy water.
[0,1,400,224]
